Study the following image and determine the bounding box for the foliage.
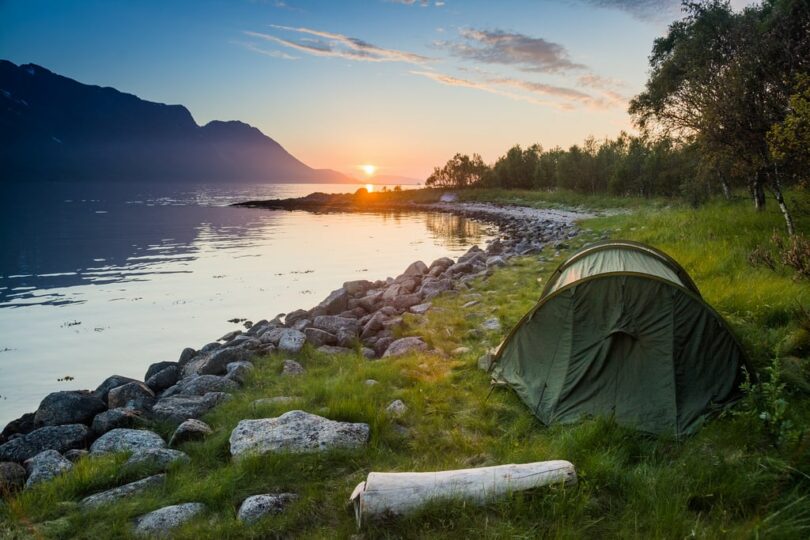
[425,153,488,188]
[768,74,810,186]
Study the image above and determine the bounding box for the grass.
[1,193,809,539]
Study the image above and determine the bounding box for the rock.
[284,309,309,326]
[364,379,379,386]
[146,365,180,393]
[383,337,429,358]
[410,302,432,315]
[278,329,306,354]
[317,345,353,355]
[357,291,382,312]
[486,238,504,255]
[462,300,480,308]
[24,450,72,488]
[336,327,358,348]
[439,192,458,202]
[419,278,454,299]
[237,493,297,524]
[446,261,474,276]
[33,391,106,427]
[64,449,88,462]
[360,311,386,340]
[0,461,26,494]
[123,448,190,473]
[184,347,251,378]
[281,359,305,376]
[259,327,286,345]
[478,353,494,371]
[343,279,373,296]
[451,346,471,356]
[313,315,360,335]
[304,327,337,347]
[151,392,230,424]
[252,397,295,408]
[428,257,454,273]
[373,337,395,358]
[393,293,422,310]
[318,287,349,315]
[90,429,166,454]
[386,400,407,417]
[291,318,311,332]
[361,347,376,359]
[91,408,146,435]
[172,375,238,396]
[382,283,402,303]
[486,256,506,268]
[133,502,206,537]
[0,424,89,462]
[81,474,165,509]
[199,342,221,354]
[458,245,483,263]
[168,419,212,447]
[219,330,241,342]
[178,348,197,365]
[245,320,268,336]
[225,361,253,384]
[93,375,139,402]
[229,411,369,458]
[1,412,36,443]
[108,382,155,411]
[481,317,502,332]
[145,361,176,382]
[402,260,428,277]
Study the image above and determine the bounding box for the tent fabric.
[491,241,747,437]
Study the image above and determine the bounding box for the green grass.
[1,194,809,539]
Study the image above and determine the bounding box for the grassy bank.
[2,195,809,539]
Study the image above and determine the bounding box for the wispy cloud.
[236,41,298,60]
[243,26,430,64]
[439,28,585,73]
[489,77,626,110]
[389,0,445,6]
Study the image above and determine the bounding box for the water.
[0,182,495,426]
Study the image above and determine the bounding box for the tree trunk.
[349,461,577,528]
[752,174,766,211]
[720,177,731,200]
[769,171,796,236]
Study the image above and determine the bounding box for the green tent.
[490,240,748,436]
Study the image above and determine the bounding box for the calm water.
[0,182,496,426]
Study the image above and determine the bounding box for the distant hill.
[0,60,351,183]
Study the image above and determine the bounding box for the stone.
[198,342,220,354]
[382,283,402,303]
[108,382,155,411]
[229,411,369,458]
[172,375,238,396]
[402,260,429,277]
[178,348,197,365]
[151,392,230,424]
[446,261,474,276]
[386,399,407,417]
[451,346,471,356]
[90,429,166,454]
[478,353,494,371]
[481,317,502,332]
[145,361,176,382]
[304,327,337,347]
[34,391,106,427]
[317,345,353,355]
[0,461,26,494]
[419,278,454,299]
[133,502,206,537]
[317,288,349,315]
[1,412,36,443]
[225,361,254,384]
[392,293,422,310]
[184,347,251,378]
[64,449,88,462]
[462,300,480,308]
[219,330,241,342]
[259,327,286,345]
[0,424,89,462]
[281,360,305,376]
[123,448,190,473]
[382,337,429,358]
[146,365,180,393]
[237,493,297,524]
[486,256,507,268]
[24,450,72,488]
[410,302,432,315]
[169,419,212,446]
[278,329,306,354]
[93,375,139,402]
[361,311,387,339]
[361,347,376,359]
[357,292,382,312]
[439,192,458,202]
[428,257,454,272]
[81,474,165,509]
[343,279,373,296]
[373,337,395,358]
[364,379,379,386]
[91,408,146,435]
[313,315,360,335]
[336,327,358,348]
[284,309,309,326]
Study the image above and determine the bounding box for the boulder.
[123,448,190,473]
[64,449,88,462]
[133,502,206,538]
[0,424,89,462]
[304,327,336,347]
[34,391,106,427]
[237,493,297,524]
[317,345,353,355]
[486,256,506,268]
[145,361,176,382]
[481,317,502,332]
[361,312,386,339]
[183,347,251,378]
[402,260,428,277]
[108,382,155,411]
[458,245,483,263]
[410,302,432,315]
[343,279,373,296]
[291,318,311,331]
[278,329,306,354]
[151,393,230,424]
[383,337,429,358]
[373,337,395,358]
[1,412,36,443]
[312,315,359,336]
[24,450,72,488]
[90,429,166,454]
[0,461,26,494]
[392,293,422,311]
[386,400,408,417]
[361,347,376,359]
[284,309,309,326]
[91,408,146,435]
[170,375,238,397]
[336,327,358,348]
[93,375,139,402]
[382,283,402,303]
[259,327,286,345]
[317,287,349,315]
[169,419,212,446]
[178,348,196,366]
[146,365,180,393]
[229,411,369,458]
[281,360,305,376]
[446,261,474,276]
[81,474,165,509]
[225,361,254,384]
[357,292,382,312]
[428,257,454,273]
[419,278,454,299]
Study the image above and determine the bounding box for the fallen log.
[349,460,576,527]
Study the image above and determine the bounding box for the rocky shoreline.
[0,197,588,532]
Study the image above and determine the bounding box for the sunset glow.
[361,164,377,177]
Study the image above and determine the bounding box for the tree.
[425,153,489,188]
[768,74,810,187]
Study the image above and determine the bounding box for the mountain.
[0,60,351,183]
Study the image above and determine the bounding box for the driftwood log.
[349,460,576,527]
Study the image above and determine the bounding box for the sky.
[0,0,754,180]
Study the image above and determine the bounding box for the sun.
[360,164,376,176]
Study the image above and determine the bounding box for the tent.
[490,240,749,436]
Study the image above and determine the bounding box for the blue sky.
[0,0,752,179]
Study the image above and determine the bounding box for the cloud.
[440,28,585,73]
[243,26,430,64]
[574,0,680,21]
[489,77,626,110]
[237,41,298,60]
[389,0,445,6]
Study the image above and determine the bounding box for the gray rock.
[402,260,428,277]
[382,337,429,358]
[178,348,197,365]
[108,382,155,411]
[184,347,251,378]
[364,379,379,386]
[478,353,494,371]
[34,391,106,427]
[446,261,474,276]
[360,311,386,339]
[451,346,471,356]
[419,278,454,299]
[316,345,353,355]
[317,287,349,315]
[133,502,206,538]
[481,317,502,332]
[225,361,254,384]
[462,300,480,308]
[237,493,297,524]
[373,337,395,358]
[172,375,238,397]
[0,424,89,462]
[486,256,507,268]
[428,257,454,272]
[304,327,336,347]
[278,329,306,354]
[123,448,190,473]
[336,326,358,348]
[1,412,36,443]
[91,408,146,435]
[259,327,286,345]
[343,279,373,296]
[90,429,166,454]
[439,192,458,202]
[361,347,376,359]
[151,392,230,424]
[357,291,382,312]
[291,318,311,332]
[219,330,241,342]
[93,375,139,402]
[229,411,369,458]
[392,293,422,310]
[146,365,180,393]
[410,302,432,315]
[0,461,26,494]
[284,309,309,326]
[312,315,360,335]
[24,450,72,488]
[281,360,305,376]
[64,449,88,462]
[81,474,165,509]
[145,362,176,382]
[386,400,407,417]
[169,419,212,447]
